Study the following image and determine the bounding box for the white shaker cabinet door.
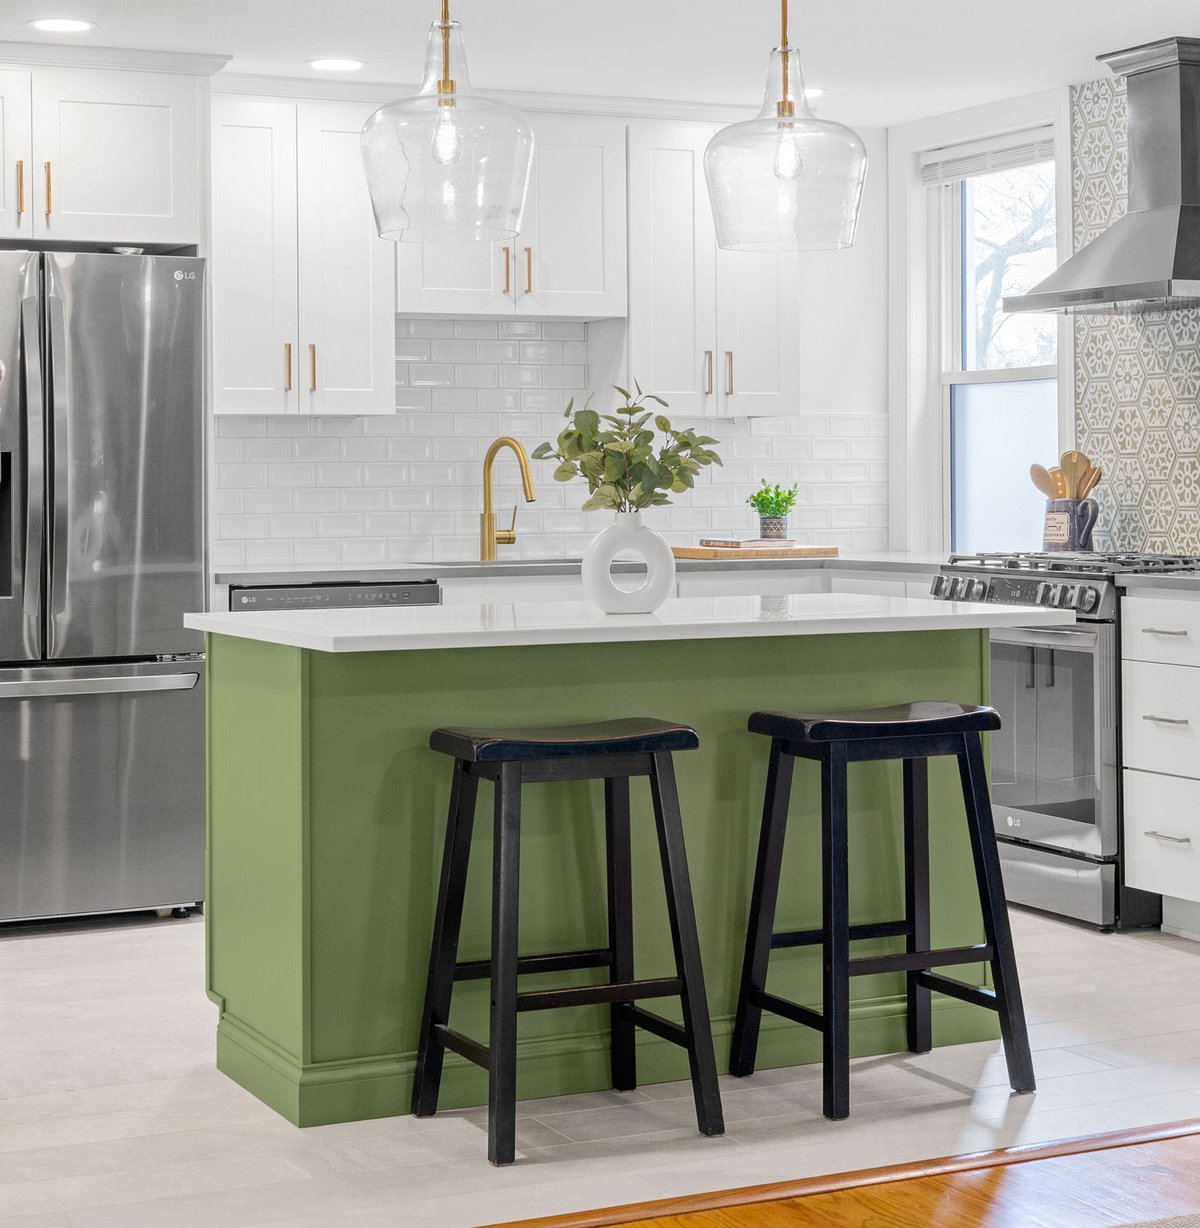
[395,236,514,316]
[714,247,801,417]
[518,115,627,318]
[297,102,395,415]
[627,123,718,415]
[31,69,200,244]
[210,99,299,415]
[0,73,32,241]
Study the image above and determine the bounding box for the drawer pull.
[1142,714,1190,726]
[1141,627,1189,637]
[1145,830,1192,845]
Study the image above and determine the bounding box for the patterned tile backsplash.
[1072,75,1200,552]
[211,317,887,570]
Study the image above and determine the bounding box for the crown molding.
[213,72,755,123]
[0,41,231,76]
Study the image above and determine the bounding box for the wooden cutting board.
[672,545,840,560]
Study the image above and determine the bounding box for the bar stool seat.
[414,716,724,1165]
[731,699,1034,1121]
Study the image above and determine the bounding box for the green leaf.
[531,442,554,460]
[553,460,577,482]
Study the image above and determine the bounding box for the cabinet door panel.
[0,72,32,241]
[32,69,199,244]
[396,237,513,316]
[627,124,717,414]
[211,99,299,415]
[520,115,626,318]
[297,102,395,415]
[716,248,801,416]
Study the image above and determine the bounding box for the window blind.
[919,126,1055,187]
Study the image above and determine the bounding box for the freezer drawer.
[0,661,204,922]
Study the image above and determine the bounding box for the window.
[923,131,1060,552]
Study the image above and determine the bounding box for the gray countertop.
[215,551,947,587]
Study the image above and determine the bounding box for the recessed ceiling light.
[28,17,95,33]
[805,88,825,100]
[309,58,365,72]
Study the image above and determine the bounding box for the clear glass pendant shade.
[361,19,534,243]
[704,46,867,251]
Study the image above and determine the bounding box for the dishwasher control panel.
[229,581,441,611]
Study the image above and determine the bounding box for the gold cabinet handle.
[16,161,24,217]
[524,246,533,294]
[502,246,512,294]
[284,342,293,392]
[725,350,734,396]
[704,350,714,396]
[308,344,317,393]
[44,161,52,219]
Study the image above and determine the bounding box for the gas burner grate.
[947,551,1200,576]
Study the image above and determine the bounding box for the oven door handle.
[990,626,1100,652]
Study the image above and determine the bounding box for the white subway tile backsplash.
[210,313,888,567]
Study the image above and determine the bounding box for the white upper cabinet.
[211,96,396,416]
[628,122,800,416]
[396,114,627,319]
[627,124,717,416]
[211,99,299,416]
[31,69,200,244]
[296,102,395,415]
[0,72,32,240]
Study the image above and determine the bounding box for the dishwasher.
[228,580,442,611]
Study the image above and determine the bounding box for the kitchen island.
[186,592,1071,1127]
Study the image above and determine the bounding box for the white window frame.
[888,88,1074,554]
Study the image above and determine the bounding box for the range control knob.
[1036,582,1057,606]
[969,578,988,601]
[1077,585,1100,614]
[930,575,948,598]
[1058,584,1077,608]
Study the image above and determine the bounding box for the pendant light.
[361,0,534,243]
[704,0,867,251]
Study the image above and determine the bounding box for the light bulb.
[431,105,462,165]
[773,126,803,182]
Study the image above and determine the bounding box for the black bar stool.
[729,701,1035,1121]
[414,717,725,1166]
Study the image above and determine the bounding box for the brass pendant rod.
[778,0,794,116]
[439,0,454,101]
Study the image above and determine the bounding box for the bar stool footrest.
[454,948,614,982]
[850,943,993,977]
[751,988,824,1032]
[623,1005,689,1048]
[432,1023,490,1071]
[518,978,682,1012]
[771,920,909,950]
[917,970,999,1011]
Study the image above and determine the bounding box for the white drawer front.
[1123,595,1200,666]
[1123,769,1200,903]
[1122,659,1200,777]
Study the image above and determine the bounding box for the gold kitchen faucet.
[480,436,536,561]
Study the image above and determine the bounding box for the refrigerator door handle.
[0,672,199,699]
[45,258,69,632]
[18,261,43,631]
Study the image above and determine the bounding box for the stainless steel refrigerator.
[0,250,205,922]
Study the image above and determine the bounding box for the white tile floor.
[2,909,1200,1227]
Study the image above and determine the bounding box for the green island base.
[205,628,999,1127]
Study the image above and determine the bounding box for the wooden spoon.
[1078,465,1102,499]
[1049,467,1071,499]
[1030,464,1055,498]
[1060,451,1091,499]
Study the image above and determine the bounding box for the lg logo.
[1006,815,1021,828]
[173,270,196,282]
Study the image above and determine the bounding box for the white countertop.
[185,593,1074,654]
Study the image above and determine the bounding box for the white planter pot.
[581,510,676,614]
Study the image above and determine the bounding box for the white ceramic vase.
[581,510,676,614]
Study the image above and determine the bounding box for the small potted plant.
[747,481,799,540]
[534,384,721,613]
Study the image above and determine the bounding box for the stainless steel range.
[931,551,1200,930]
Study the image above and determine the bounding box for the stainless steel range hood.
[1004,37,1200,315]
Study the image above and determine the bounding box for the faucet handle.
[495,504,519,547]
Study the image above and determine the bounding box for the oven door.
[988,623,1117,859]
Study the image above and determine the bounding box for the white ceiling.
[3,1,1200,125]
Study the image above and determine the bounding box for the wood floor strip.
[491,1117,1200,1228]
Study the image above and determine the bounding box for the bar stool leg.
[730,739,795,1077]
[649,751,725,1137]
[605,775,637,1091]
[903,757,933,1054]
[957,733,1036,1095]
[488,762,523,1166]
[412,761,479,1117]
[822,742,851,1120]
